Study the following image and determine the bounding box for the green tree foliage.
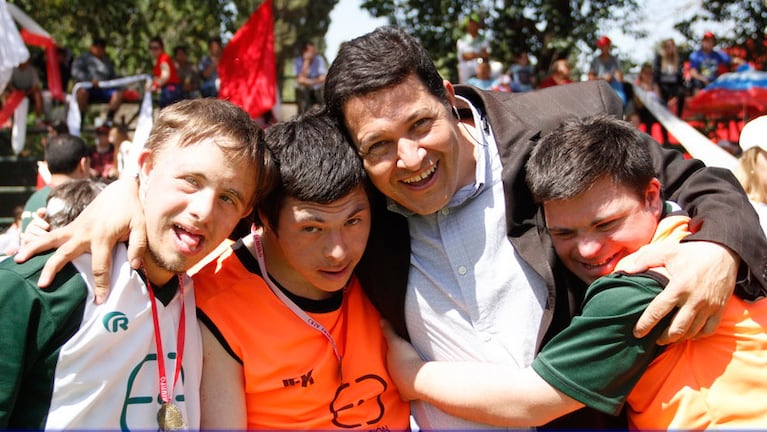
[359,0,640,81]
[11,0,336,96]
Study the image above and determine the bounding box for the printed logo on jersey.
[330,374,387,428]
[122,352,186,431]
[282,369,315,387]
[103,311,129,332]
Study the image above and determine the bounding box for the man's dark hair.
[526,114,656,202]
[149,36,164,48]
[91,37,107,48]
[208,36,222,46]
[45,134,89,174]
[324,26,448,126]
[259,109,369,232]
[173,45,187,56]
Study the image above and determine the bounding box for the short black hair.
[526,115,656,202]
[45,134,89,174]
[91,37,107,48]
[324,27,448,128]
[259,109,369,231]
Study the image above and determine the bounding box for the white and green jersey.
[0,245,202,430]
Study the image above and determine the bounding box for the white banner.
[633,85,738,172]
[11,96,28,155]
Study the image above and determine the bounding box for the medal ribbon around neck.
[144,269,186,410]
[249,233,348,382]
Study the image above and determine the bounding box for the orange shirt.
[625,216,767,428]
[194,242,411,430]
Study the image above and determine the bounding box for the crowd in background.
[455,15,757,148]
[0,22,762,254]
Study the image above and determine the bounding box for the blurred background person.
[199,36,223,98]
[148,36,183,108]
[293,41,327,115]
[456,13,490,84]
[735,115,767,234]
[538,58,572,89]
[174,45,201,100]
[71,37,123,126]
[689,31,730,95]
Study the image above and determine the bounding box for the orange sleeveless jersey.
[626,216,767,428]
[194,243,411,430]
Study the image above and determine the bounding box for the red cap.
[596,36,611,48]
[703,31,716,40]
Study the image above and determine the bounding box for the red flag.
[0,90,25,127]
[8,3,64,101]
[218,0,276,118]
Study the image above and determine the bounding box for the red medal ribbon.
[146,271,186,405]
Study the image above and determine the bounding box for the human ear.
[645,178,663,217]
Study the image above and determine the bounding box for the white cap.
[739,115,767,152]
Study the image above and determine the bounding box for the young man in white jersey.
[0,99,275,429]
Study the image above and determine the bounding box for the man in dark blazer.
[324,26,767,429]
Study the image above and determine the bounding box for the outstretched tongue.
[175,227,203,254]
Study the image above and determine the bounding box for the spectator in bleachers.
[71,37,124,127]
[149,36,183,108]
[199,36,222,98]
[21,134,90,231]
[509,51,535,92]
[90,125,117,181]
[8,60,45,120]
[294,41,327,114]
[538,58,573,89]
[689,31,730,95]
[174,45,201,100]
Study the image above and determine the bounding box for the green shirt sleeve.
[0,253,86,427]
[532,271,673,415]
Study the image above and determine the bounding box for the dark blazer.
[355,80,767,425]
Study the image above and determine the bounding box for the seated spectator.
[509,51,535,92]
[90,125,117,181]
[538,58,572,89]
[149,36,183,108]
[21,134,90,231]
[293,41,327,114]
[689,32,730,94]
[108,125,134,178]
[199,36,222,98]
[631,62,662,137]
[7,60,45,120]
[71,37,124,126]
[174,45,200,99]
[466,59,495,90]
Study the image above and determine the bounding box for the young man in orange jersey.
[382,115,767,429]
[194,111,410,430]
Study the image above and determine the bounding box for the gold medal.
[157,402,185,431]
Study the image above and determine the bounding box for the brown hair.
[145,99,278,209]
